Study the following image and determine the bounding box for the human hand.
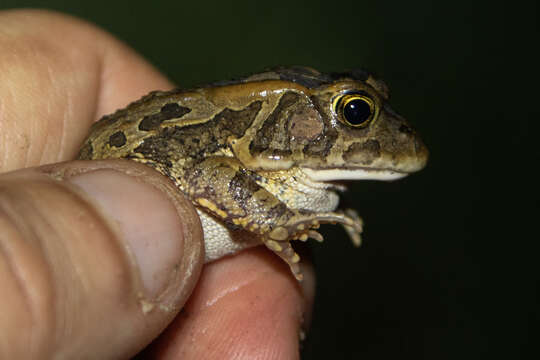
[0,9,314,359]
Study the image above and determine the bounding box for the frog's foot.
[264,211,364,280]
[264,239,303,281]
[286,211,364,245]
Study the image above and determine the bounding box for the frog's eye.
[334,93,375,127]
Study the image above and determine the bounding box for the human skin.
[0,9,314,359]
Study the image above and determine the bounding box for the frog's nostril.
[399,124,414,135]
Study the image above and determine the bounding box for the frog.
[78,66,428,281]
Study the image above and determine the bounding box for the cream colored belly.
[197,209,261,262]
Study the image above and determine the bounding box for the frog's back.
[79,66,389,163]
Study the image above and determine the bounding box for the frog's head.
[241,66,428,181]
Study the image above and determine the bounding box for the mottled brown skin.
[78,66,428,280]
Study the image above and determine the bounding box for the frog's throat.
[302,168,408,181]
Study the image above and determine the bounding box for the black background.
[1,1,537,358]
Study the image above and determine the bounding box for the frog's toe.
[292,230,324,242]
[342,209,364,246]
[263,239,303,281]
[343,224,362,247]
[308,230,324,242]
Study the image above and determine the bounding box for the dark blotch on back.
[134,101,262,166]
[161,103,190,118]
[213,101,262,138]
[109,131,127,147]
[131,134,173,168]
[139,103,191,131]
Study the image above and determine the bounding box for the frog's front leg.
[185,157,362,281]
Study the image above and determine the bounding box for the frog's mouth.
[302,168,409,182]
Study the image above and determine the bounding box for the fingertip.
[140,247,315,359]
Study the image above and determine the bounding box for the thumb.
[0,160,204,359]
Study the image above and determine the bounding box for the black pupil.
[343,99,371,125]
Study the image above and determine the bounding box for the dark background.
[2,0,537,358]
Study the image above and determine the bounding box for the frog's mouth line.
[302,168,408,182]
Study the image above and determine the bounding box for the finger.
[139,247,316,359]
[0,9,173,171]
[0,160,204,359]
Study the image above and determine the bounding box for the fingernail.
[69,169,189,299]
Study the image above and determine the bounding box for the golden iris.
[334,93,375,127]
